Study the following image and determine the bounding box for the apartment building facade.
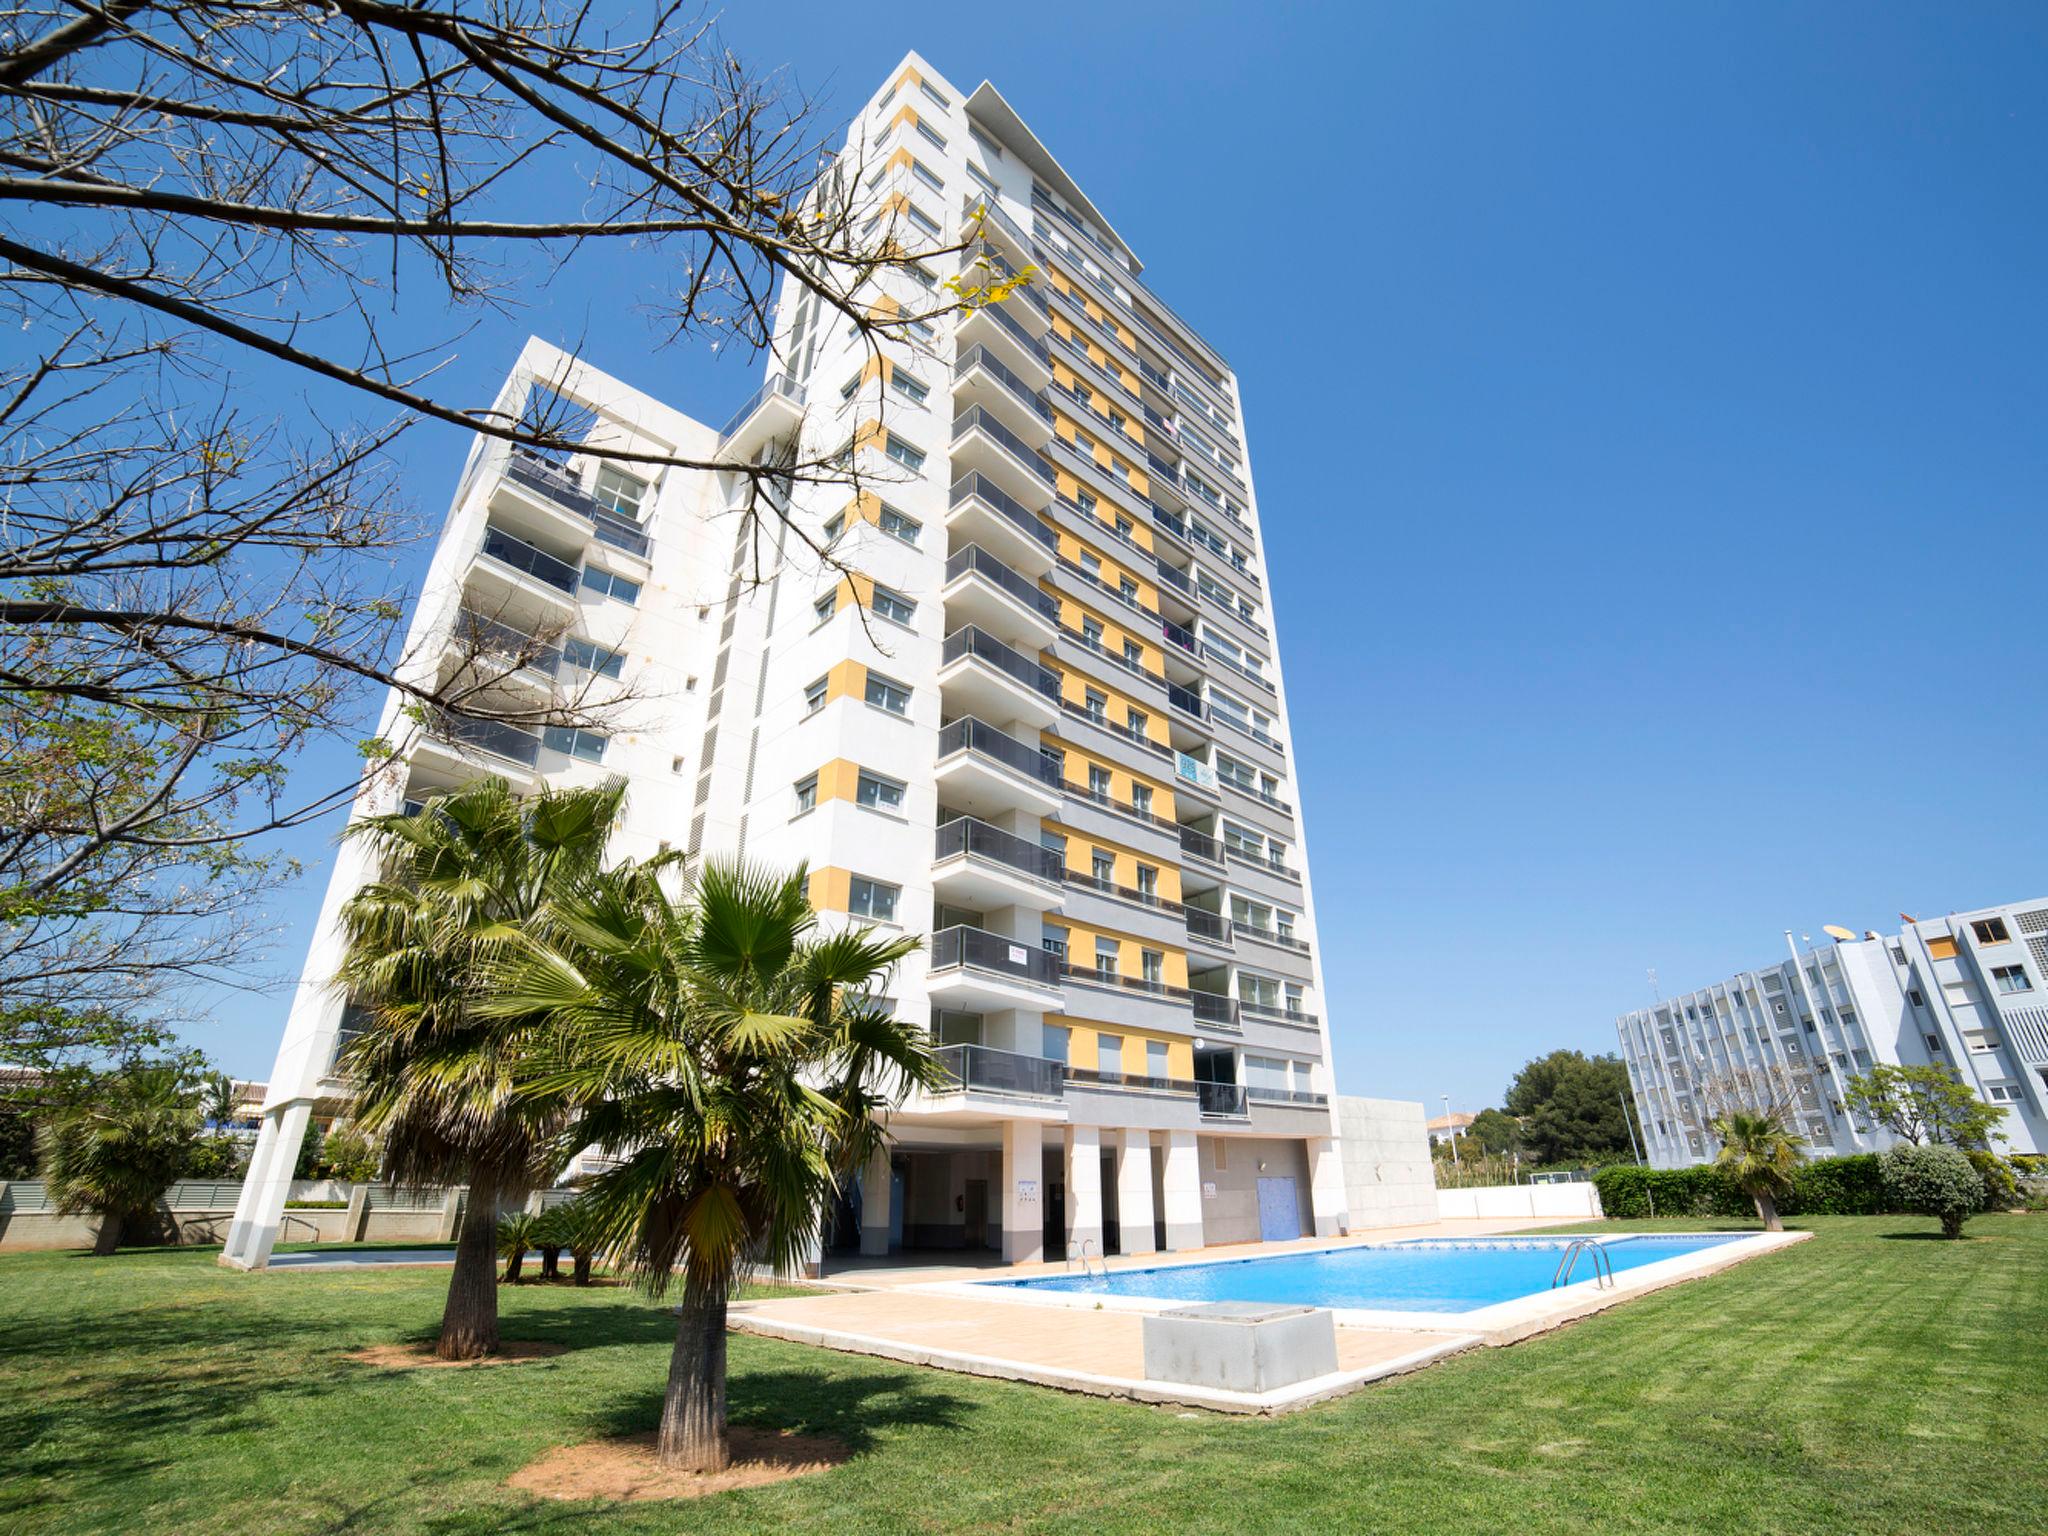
[225,52,1350,1271]
[1617,900,2048,1168]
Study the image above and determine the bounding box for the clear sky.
[179,2,2048,1115]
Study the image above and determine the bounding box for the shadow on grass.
[1876,1230,1967,1241]
[579,1365,972,1456]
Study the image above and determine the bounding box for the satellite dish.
[1822,924,1856,942]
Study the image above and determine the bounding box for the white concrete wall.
[1436,1182,1603,1221]
[1334,1096,1438,1229]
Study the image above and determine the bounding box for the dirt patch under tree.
[346,1340,570,1369]
[507,1428,851,1502]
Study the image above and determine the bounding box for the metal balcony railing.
[932,1042,1064,1100]
[953,406,1057,484]
[1239,1000,1320,1027]
[954,346,1053,420]
[935,815,1065,884]
[1061,964,1193,1003]
[937,717,1063,789]
[1190,992,1241,1028]
[950,472,1058,551]
[455,610,562,678]
[1197,1081,1250,1117]
[944,545,1057,621]
[1166,681,1205,720]
[1183,909,1231,945]
[1246,1085,1331,1108]
[1064,871,1184,914]
[1232,922,1311,955]
[478,526,578,593]
[929,925,1064,989]
[716,372,805,448]
[1179,825,1223,864]
[1064,1067,1195,1095]
[436,714,542,767]
[1066,628,1164,687]
[942,625,1061,701]
[1062,782,1175,832]
[1161,618,1199,654]
[502,451,651,558]
[1203,645,1276,693]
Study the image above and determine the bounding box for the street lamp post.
[1441,1093,1460,1168]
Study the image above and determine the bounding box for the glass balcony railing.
[944,545,1057,621]
[932,1042,1064,1100]
[1232,921,1311,955]
[953,406,1057,484]
[1183,909,1230,945]
[942,625,1061,700]
[1197,1081,1249,1117]
[1153,560,1194,596]
[1062,963,1193,1003]
[455,610,562,678]
[935,815,1065,884]
[1166,681,1205,720]
[1190,992,1241,1029]
[478,526,578,593]
[938,717,1063,789]
[954,346,1053,421]
[501,450,650,558]
[436,713,541,767]
[1179,825,1224,864]
[950,472,1058,550]
[716,372,805,448]
[1239,999,1320,1026]
[929,925,1064,989]
[1247,1085,1331,1108]
[1161,618,1199,655]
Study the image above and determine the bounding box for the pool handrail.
[1551,1236,1616,1290]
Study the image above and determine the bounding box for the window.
[904,202,941,239]
[1125,707,1148,738]
[847,876,900,922]
[1123,638,1144,668]
[1080,550,1102,578]
[821,512,846,544]
[1141,949,1163,985]
[1082,616,1105,647]
[1908,988,1926,1006]
[865,672,911,714]
[1041,922,1068,959]
[1091,850,1115,885]
[1039,829,1067,859]
[1095,938,1119,977]
[1087,764,1111,798]
[813,592,837,624]
[966,160,1001,200]
[856,771,905,811]
[1135,864,1157,898]
[914,117,947,151]
[1119,576,1139,603]
[889,369,930,405]
[1084,688,1108,724]
[1926,1034,1944,1053]
[579,565,640,605]
[1097,1034,1123,1075]
[840,373,863,402]
[883,434,926,473]
[803,676,829,714]
[1042,1024,1069,1064]
[1972,917,2012,946]
[1993,965,2032,993]
[592,464,649,520]
[541,725,606,762]
[793,775,818,814]
[909,158,944,194]
[1987,1082,2024,1103]
[919,78,949,110]
[561,637,623,679]
[1040,744,1066,779]
[872,585,916,625]
[969,125,1003,161]
[1130,784,1153,816]
[878,506,921,544]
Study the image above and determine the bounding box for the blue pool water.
[991,1234,1749,1314]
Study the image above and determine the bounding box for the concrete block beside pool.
[1142,1303,1339,1393]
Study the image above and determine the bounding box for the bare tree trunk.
[436,1184,501,1360]
[657,1275,730,1472]
[92,1210,124,1256]
[1753,1190,1782,1232]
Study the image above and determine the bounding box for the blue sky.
[182,2,2048,1114]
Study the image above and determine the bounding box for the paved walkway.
[269,1248,455,1270]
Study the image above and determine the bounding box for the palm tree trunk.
[1752,1190,1782,1232]
[657,1275,730,1472]
[572,1250,592,1286]
[436,1183,502,1360]
[92,1210,124,1256]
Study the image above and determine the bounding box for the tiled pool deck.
[731,1220,1809,1415]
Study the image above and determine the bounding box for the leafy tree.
[490,858,933,1472]
[0,1099,37,1179]
[497,1212,541,1285]
[292,1123,326,1182]
[320,1123,382,1183]
[1710,1110,1805,1231]
[36,1064,200,1253]
[182,1136,247,1180]
[1465,1108,1524,1157]
[334,776,625,1360]
[1843,1064,2006,1150]
[1503,1050,1640,1164]
[1881,1144,1984,1239]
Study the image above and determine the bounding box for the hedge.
[1594,1153,1888,1219]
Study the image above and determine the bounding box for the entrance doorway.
[1256,1176,1302,1242]
[963,1179,989,1249]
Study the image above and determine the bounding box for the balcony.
[452,609,562,695]
[472,526,580,619]
[947,472,1058,577]
[952,346,1054,445]
[1196,1082,1250,1118]
[933,815,1066,912]
[1065,1067,1197,1098]
[1239,1000,1320,1027]
[951,406,1057,513]
[1246,1085,1331,1108]
[1062,963,1193,1007]
[1166,681,1205,723]
[1203,644,1276,695]
[498,451,651,559]
[1189,992,1242,1032]
[1173,751,1220,800]
[1160,617,1200,657]
[939,624,1062,729]
[936,716,1063,819]
[1059,700,1172,761]
[1232,922,1311,956]
[1064,869,1184,917]
[1184,908,1233,952]
[424,713,542,774]
[928,924,1065,1011]
[931,1042,1064,1102]
[942,545,1058,649]
[716,372,805,460]
[955,286,1052,387]
[961,193,1038,271]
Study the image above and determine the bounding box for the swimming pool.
[990,1234,1750,1315]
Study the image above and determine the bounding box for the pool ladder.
[1066,1237,1105,1280]
[1551,1238,1616,1290]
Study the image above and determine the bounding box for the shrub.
[1965,1150,2019,1212]
[1881,1144,1984,1238]
[1786,1153,1886,1215]
[181,1136,247,1180]
[1596,1152,1899,1220]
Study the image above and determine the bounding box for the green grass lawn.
[2,1214,2043,1534]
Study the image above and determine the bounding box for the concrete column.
[1308,1135,1349,1238]
[1001,1118,1044,1264]
[219,1101,312,1270]
[1115,1131,1158,1256]
[342,1182,371,1243]
[859,1143,893,1257]
[1065,1125,1103,1259]
[1161,1130,1203,1252]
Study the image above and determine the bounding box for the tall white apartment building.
[1617,900,2048,1169]
[225,53,1350,1271]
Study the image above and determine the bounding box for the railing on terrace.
[1054,554,1158,620]
[1183,908,1230,945]
[1196,1082,1250,1117]
[1204,645,1275,693]
[1153,559,1194,596]
[955,345,1053,421]
[932,1042,1064,1100]
[1246,1085,1331,1108]
[942,625,1061,700]
[1064,870,1184,914]
[1166,681,1205,720]
[1179,825,1224,864]
[455,610,563,678]
[963,192,1038,260]
[1218,774,1291,814]
[1232,922,1311,954]
[1161,618,1199,655]
[478,527,578,593]
[1239,1000,1320,1027]
[437,714,541,767]
[502,451,651,558]
[1062,782,1176,832]
[961,285,1051,365]
[950,472,1058,551]
[716,372,805,447]
[1189,992,1241,1028]
[1061,700,1172,758]
[929,925,1065,989]
[1064,1067,1195,1095]
[1226,845,1298,880]
[937,716,1063,789]
[936,815,1066,884]
[1061,964,1193,1002]
[1065,628,1164,687]
[952,407,1056,484]
[944,545,1058,621]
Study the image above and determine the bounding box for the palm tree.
[1710,1109,1805,1231]
[489,858,937,1472]
[38,1064,200,1254]
[333,775,626,1360]
[198,1071,240,1132]
[497,1210,540,1283]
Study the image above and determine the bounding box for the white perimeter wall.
[1437,1183,1604,1220]
[1334,1096,1438,1228]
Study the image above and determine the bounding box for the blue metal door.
[1256,1177,1301,1242]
